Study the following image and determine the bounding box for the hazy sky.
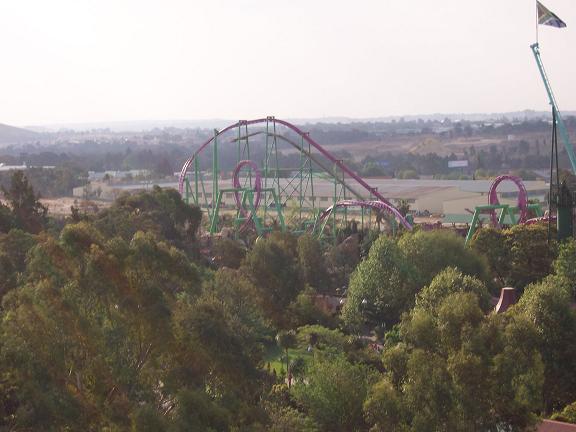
[0,0,574,126]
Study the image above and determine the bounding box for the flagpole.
[536,0,539,44]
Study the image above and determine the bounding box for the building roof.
[538,419,576,431]
[109,178,549,204]
[442,213,492,224]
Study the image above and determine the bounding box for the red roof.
[538,420,576,431]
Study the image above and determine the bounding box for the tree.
[397,199,410,217]
[287,288,335,328]
[1,170,47,233]
[0,202,14,233]
[94,186,202,246]
[276,330,297,387]
[154,157,173,177]
[0,223,209,430]
[398,230,490,289]
[469,227,510,288]
[131,405,167,432]
[415,267,492,314]
[397,169,418,180]
[553,401,576,424]
[375,292,544,431]
[554,239,576,298]
[0,166,85,197]
[363,378,405,431]
[471,224,558,292]
[173,291,264,403]
[267,405,319,432]
[170,389,230,431]
[511,276,576,412]
[325,234,360,289]
[211,237,246,269]
[297,234,330,292]
[342,235,419,330]
[403,348,455,430]
[504,224,557,291]
[203,267,271,354]
[0,253,16,298]
[241,233,303,327]
[0,229,37,299]
[293,354,376,432]
[295,324,349,352]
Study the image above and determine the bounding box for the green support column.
[307,134,314,214]
[264,119,270,222]
[245,122,252,189]
[341,164,347,226]
[272,119,281,207]
[212,130,219,210]
[299,135,304,222]
[465,211,481,244]
[557,182,574,241]
[209,190,224,234]
[465,204,512,245]
[184,178,190,204]
[332,163,337,244]
[269,189,286,232]
[237,125,241,166]
[194,158,199,205]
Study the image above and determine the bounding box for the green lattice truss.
[464,203,544,244]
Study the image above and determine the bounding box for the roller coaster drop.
[178,31,574,242]
[179,117,412,240]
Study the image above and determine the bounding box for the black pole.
[555,112,560,192]
[548,107,555,242]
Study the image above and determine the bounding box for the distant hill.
[0,123,38,144]
[29,110,576,132]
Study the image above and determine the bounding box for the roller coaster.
[464,175,545,244]
[176,32,575,242]
[178,117,411,240]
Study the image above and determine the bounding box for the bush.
[398,230,490,288]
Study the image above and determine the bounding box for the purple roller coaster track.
[488,175,529,225]
[318,200,408,230]
[178,117,412,234]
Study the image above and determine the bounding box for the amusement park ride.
[178,33,575,243]
[464,41,576,243]
[178,117,412,242]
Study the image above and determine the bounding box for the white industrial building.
[75,177,548,219]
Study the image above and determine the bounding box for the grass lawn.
[263,343,314,375]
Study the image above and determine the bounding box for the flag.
[537,1,567,28]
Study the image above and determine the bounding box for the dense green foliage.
[297,234,330,292]
[511,276,576,412]
[342,235,419,329]
[342,230,490,330]
[94,186,202,247]
[470,224,558,291]
[0,166,85,198]
[375,292,544,431]
[293,354,376,432]
[0,170,575,431]
[240,233,304,328]
[398,229,490,288]
[1,170,48,233]
[554,239,576,298]
[415,267,492,313]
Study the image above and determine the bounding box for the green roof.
[442,214,491,224]
[443,211,526,225]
